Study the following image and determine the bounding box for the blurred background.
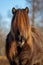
[0,0,43,64]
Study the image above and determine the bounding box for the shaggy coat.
[6,7,43,65]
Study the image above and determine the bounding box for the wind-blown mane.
[31,26,43,50]
[31,27,43,64]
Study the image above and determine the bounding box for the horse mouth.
[15,34,25,47]
[15,29,26,47]
[17,37,25,47]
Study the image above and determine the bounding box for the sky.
[0,0,30,19]
[0,0,31,23]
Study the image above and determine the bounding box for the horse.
[6,7,43,65]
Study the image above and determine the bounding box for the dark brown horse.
[6,7,43,65]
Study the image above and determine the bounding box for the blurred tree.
[26,0,43,26]
[0,14,2,21]
[0,14,2,27]
[7,10,12,19]
[0,14,6,56]
[41,19,43,23]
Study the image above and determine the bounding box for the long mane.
[31,26,43,64]
[31,26,43,49]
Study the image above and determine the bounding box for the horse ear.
[12,7,16,14]
[25,7,29,13]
